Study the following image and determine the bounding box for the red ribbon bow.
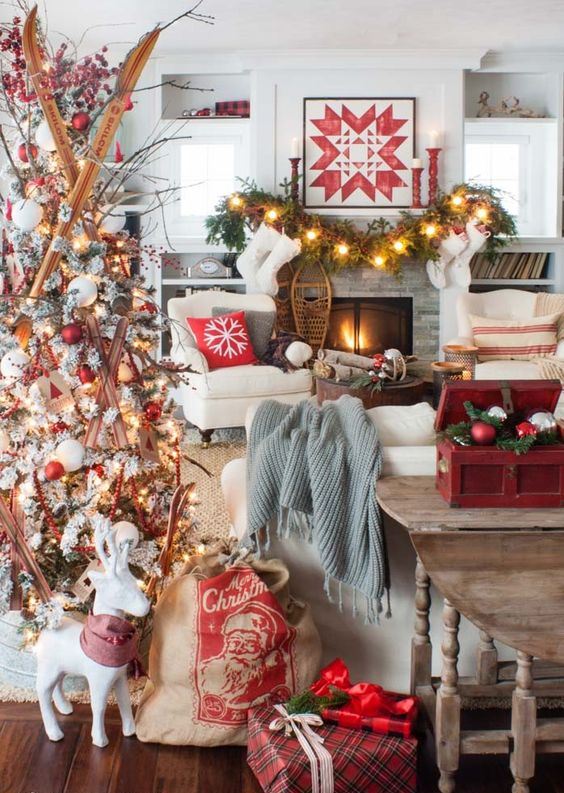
[310,659,418,736]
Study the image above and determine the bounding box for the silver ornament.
[527,409,557,435]
[384,348,403,361]
[486,405,507,422]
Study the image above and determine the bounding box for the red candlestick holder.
[289,157,301,203]
[411,167,424,208]
[426,147,442,206]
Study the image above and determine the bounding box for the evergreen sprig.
[286,686,350,716]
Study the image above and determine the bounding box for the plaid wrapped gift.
[247,705,417,793]
[215,100,250,117]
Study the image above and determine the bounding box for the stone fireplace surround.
[328,262,440,365]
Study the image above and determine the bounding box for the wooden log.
[318,349,375,370]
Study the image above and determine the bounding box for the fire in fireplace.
[325,297,413,356]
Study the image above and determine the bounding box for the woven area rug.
[0,427,246,703]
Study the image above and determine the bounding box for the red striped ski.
[0,494,52,603]
[84,316,129,449]
[14,21,160,346]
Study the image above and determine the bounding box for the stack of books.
[471,251,549,280]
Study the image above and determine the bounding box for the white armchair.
[449,288,564,380]
[168,292,313,444]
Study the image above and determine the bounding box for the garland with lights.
[206,178,517,277]
[0,7,207,639]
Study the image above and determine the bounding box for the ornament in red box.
[215,99,250,117]
[247,703,417,793]
[436,379,564,508]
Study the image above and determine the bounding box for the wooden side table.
[376,476,564,793]
[316,376,427,409]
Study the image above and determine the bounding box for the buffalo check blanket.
[247,705,417,793]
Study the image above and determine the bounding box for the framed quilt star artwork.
[303,97,416,209]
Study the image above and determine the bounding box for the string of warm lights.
[206,181,517,275]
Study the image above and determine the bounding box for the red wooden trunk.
[435,380,564,508]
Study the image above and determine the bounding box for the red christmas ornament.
[61,323,83,345]
[143,401,162,422]
[516,421,537,439]
[470,421,497,446]
[78,364,96,384]
[71,111,91,131]
[51,421,69,434]
[139,301,158,314]
[17,142,38,162]
[88,463,105,479]
[45,460,65,481]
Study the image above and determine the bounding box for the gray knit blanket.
[246,396,388,622]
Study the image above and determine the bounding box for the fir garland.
[205,178,517,278]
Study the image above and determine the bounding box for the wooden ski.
[146,483,195,598]
[22,6,103,245]
[14,22,160,346]
[84,315,129,449]
[0,493,53,603]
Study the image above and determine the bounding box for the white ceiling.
[33,0,564,54]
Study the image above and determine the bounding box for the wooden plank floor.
[2,703,564,792]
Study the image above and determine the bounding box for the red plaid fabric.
[247,705,417,793]
[321,707,416,738]
[215,100,250,117]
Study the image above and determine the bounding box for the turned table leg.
[436,598,461,793]
[477,630,498,685]
[410,555,432,694]
[511,651,536,793]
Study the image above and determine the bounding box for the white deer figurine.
[35,520,150,747]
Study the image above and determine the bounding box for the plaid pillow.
[470,313,559,361]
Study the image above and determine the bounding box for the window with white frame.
[180,142,236,217]
[464,121,558,237]
[163,122,250,240]
[465,138,523,218]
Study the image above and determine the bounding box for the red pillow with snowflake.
[186,310,257,370]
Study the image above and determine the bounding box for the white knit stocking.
[450,221,491,288]
[426,230,468,290]
[236,223,282,292]
[256,234,302,296]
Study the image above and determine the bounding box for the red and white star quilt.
[304,98,415,209]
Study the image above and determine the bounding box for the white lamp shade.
[55,439,85,472]
[36,120,57,152]
[67,276,98,307]
[12,199,43,232]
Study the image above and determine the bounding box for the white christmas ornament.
[0,429,10,452]
[12,198,42,232]
[55,439,85,472]
[1,349,30,380]
[99,205,126,234]
[67,276,98,307]
[36,120,57,152]
[113,521,140,550]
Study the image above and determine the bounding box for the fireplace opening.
[325,297,413,356]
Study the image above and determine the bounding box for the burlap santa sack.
[135,546,322,746]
